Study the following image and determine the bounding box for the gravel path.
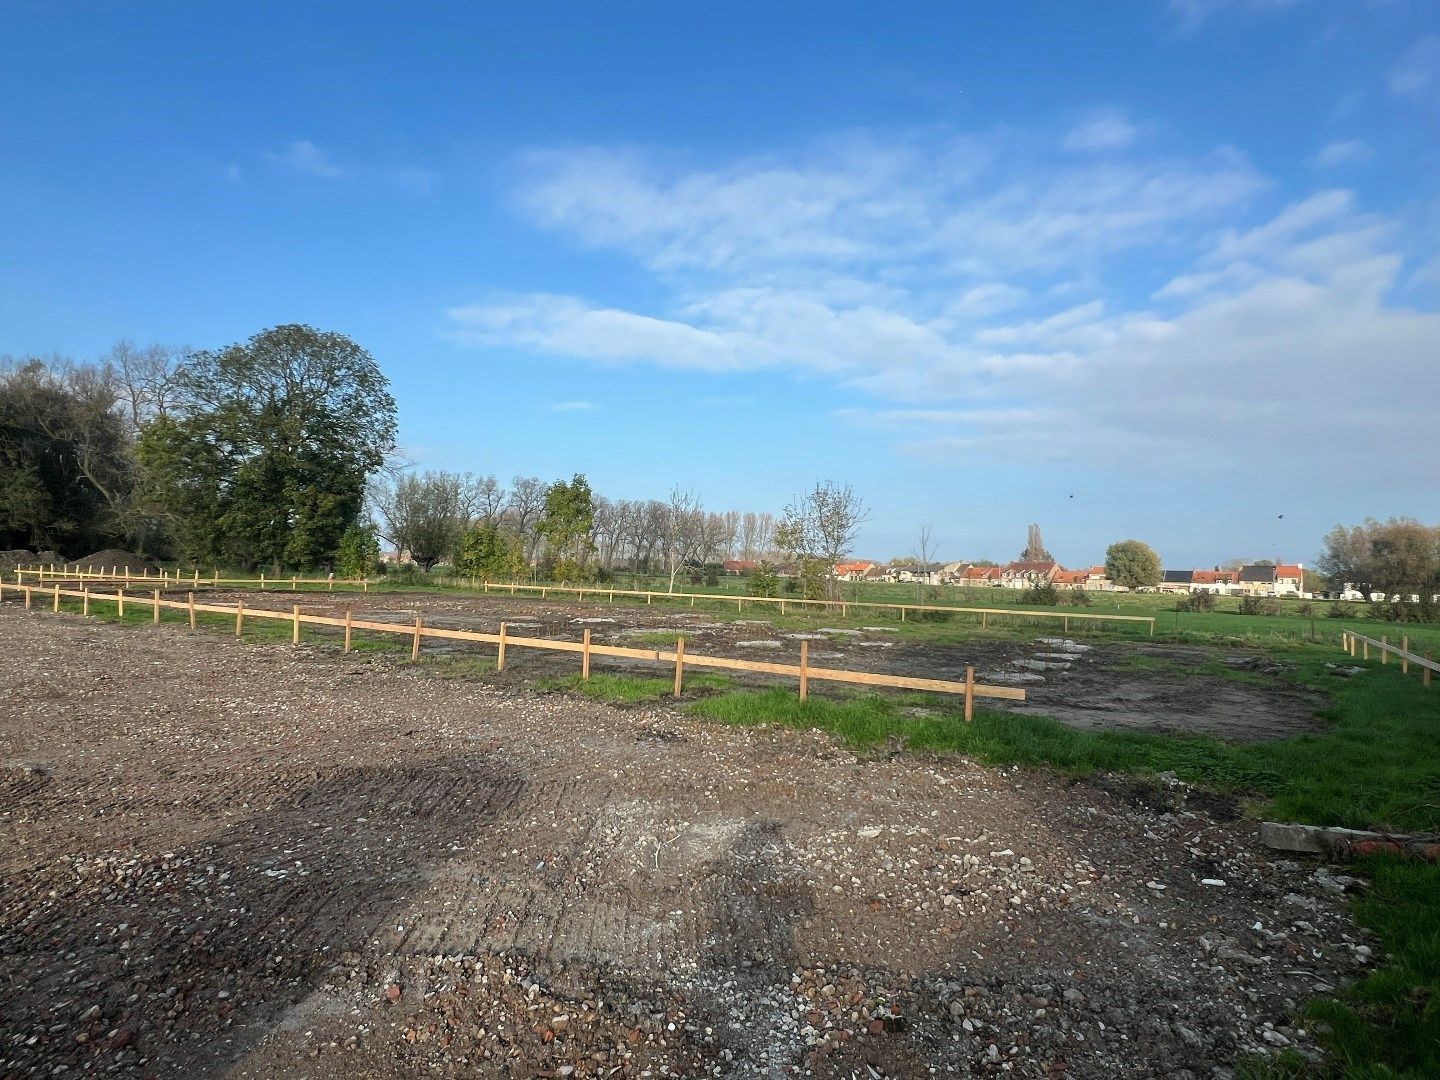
[0,605,1371,1078]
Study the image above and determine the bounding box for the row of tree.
[3,326,396,570]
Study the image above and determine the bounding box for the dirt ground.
[0,603,1372,1079]
[204,588,1325,743]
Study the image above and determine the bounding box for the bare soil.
[0,604,1370,1078]
[204,589,1325,742]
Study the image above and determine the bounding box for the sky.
[2,1,1437,568]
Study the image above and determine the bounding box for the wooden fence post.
[152,589,160,623]
[964,665,975,723]
[497,621,507,671]
[799,639,809,702]
[187,591,196,630]
[411,616,422,660]
[1363,637,1369,660]
[83,587,89,616]
[1382,635,1388,664]
[260,572,266,590]
[293,604,301,644]
[23,586,32,609]
[582,628,592,681]
[673,637,685,698]
[116,587,124,617]
[1402,636,1409,675]
[53,585,61,612]
[235,597,244,637]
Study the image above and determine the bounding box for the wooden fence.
[1340,629,1436,687]
[0,581,1024,716]
[13,565,369,592]
[10,566,1157,635]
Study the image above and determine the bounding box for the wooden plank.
[497,621,507,671]
[1345,630,1440,674]
[582,628,591,681]
[799,640,809,702]
[964,665,974,722]
[673,636,685,698]
[411,616,422,660]
[344,608,352,652]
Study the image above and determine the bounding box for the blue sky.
[2,1,1437,567]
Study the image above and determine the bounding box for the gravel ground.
[0,604,1372,1078]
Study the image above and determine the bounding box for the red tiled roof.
[834,561,877,575]
[1052,569,1090,584]
[1275,564,1303,579]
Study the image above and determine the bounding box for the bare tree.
[472,475,506,526]
[372,470,477,569]
[913,523,938,603]
[505,475,546,563]
[1020,523,1052,562]
[105,340,185,433]
[660,487,706,593]
[776,481,869,599]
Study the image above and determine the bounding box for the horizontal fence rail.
[13,565,369,591]
[10,566,1157,634]
[0,581,1024,714]
[1340,628,1436,686]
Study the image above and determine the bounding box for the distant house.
[722,559,758,575]
[834,560,880,581]
[1274,563,1304,597]
[1002,560,1060,588]
[895,562,944,585]
[1160,569,1194,593]
[1189,569,1238,594]
[938,561,969,585]
[1235,564,1277,595]
[1087,565,1119,591]
[959,565,1003,587]
[1052,568,1090,589]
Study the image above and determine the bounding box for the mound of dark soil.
[73,548,158,574]
[0,549,63,575]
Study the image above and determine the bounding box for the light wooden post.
[1363,638,1369,660]
[798,639,809,702]
[343,608,353,652]
[292,605,301,644]
[411,616,422,660]
[673,637,685,698]
[53,585,60,612]
[901,606,906,622]
[117,588,125,617]
[1402,637,1409,675]
[193,569,199,586]
[235,597,244,637]
[83,587,89,616]
[964,665,975,723]
[23,587,32,609]
[187,592,196,630]
[1382,635,1388,664]
[328,577,334,591]
[152,589,160,623]
[981,612,988,630]
[1063,615,1070,634]
[497,621,507,671]
[582,628,592,681]
[260,572,266,590]
[291,576,297,591]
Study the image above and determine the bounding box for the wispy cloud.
[1169,0,1305,32]
[1063,111,1137,151]
[269,139,344,178]
[447,125,1439,481]
[1390,35,1440,98]
[549,400,599,411]
[1311,139,1374,168]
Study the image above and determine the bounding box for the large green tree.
[537,474,595,580]
[0,359,135,553]
[1319,518,1439,595]
[1104,539,1162,590]
[139,325,397,570]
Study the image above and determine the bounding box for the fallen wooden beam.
[1260,821,1440,860]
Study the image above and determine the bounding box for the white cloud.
[270,140,344,178]
[1391,35,1440,98]
[550,400,598,411]
[1311,139,1374,168]
[1063,112,1137,151]
[1169,0,1305,32]
[449,129,1440,480]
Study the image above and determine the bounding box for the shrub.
[334,523,380,579]
[749,564,780,598]
[1368,597,1440,624]
[783,574,800,594]
[1018,581,1061,606]
[799,558,829,602]
[1064,588,1093,607]
[1176,591,1217,613]
[704,565,720,587]
[1238,595,1281,616]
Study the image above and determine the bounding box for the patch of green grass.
[621,630,691,648]
[1303,856,1440,1078]
[540,671,733,704]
